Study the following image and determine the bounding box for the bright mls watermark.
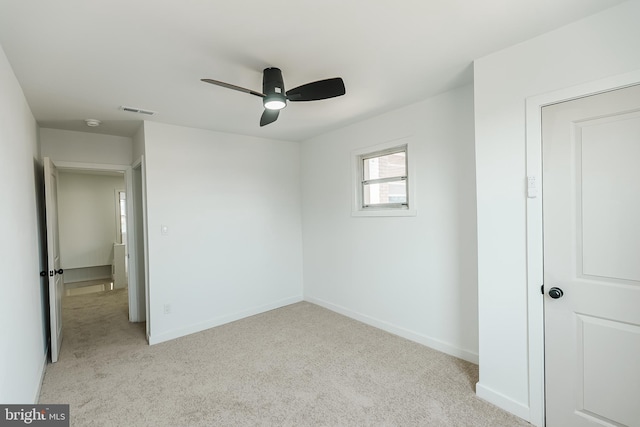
[0,405,68,427]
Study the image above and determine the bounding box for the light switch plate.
[527,175,538,198]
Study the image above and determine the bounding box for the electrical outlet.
[163,304,171,314]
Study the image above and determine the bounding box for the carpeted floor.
[39,289,530,426]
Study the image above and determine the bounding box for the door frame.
[53,160,144,323]
[525,69,640,427]
[132,156,150,340]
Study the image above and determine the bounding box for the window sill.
[351,207,417,217]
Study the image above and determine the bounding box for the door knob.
[55,269,64,275]
[548,287,564,299]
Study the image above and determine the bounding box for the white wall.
[40,128,133,165]
[301,85,478,362]
[473,1,640,423]
[142,121,303,344]
[58,172,125,269]
[0,43,46,402]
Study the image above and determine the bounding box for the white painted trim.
[148,296,303,345]
[124,167,140,322]
[33,351,48,403]
[306,296,479,364]
[53,161,129,172]
[133,156,150,340]
[525,68,640,427]
[476,383,530,421]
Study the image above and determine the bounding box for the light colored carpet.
[39,289,530,426]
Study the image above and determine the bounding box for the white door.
[543,84,640,426]
[44,157,64,363]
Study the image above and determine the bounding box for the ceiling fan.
[201,67,345,127]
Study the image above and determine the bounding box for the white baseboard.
[305,296,479,364]
[33,351,48,403]
[148,296,303,345]
[476,382,531,421]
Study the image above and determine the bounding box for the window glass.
[363,151,406,181]
[363,181,407,205]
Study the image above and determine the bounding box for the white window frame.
[114,189,127,244]
[352,138,416,217]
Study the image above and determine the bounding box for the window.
[115,190,127,244]
[361,145,408,208]
[352,140,415,216]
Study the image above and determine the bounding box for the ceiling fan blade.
[260,109,279,127]
[201,79,265,98]
[286,78,345,102]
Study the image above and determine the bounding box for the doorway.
[45,160,147,354]
[57,170,127,296]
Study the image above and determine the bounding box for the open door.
[44,157,63,362]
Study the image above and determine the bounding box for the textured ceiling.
[0,0,626,141]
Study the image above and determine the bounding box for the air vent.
[119,106,156,116]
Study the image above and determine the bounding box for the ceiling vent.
[119,106,156,116]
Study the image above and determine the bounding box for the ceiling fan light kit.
[263,94,286,110]
[201,67,345,127]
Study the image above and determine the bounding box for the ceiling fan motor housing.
[263,67,287,110]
